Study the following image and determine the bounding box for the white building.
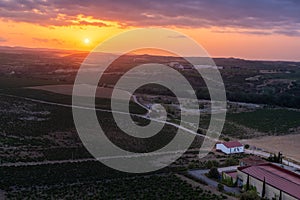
[216,141,244,154]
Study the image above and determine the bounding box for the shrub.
[225,157,239,166]
[205,160,220,168]
[240,191,260,200]
[218,183,224,191]
[207,167,220,180]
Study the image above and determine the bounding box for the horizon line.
[1,45,300,63]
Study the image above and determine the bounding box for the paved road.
[188,169,240,194]
[0,189,5,200]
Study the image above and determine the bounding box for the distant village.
[168,61,224,70]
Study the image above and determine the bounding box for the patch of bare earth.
[242,134,300,162]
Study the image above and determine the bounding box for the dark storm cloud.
[1,0,300,36]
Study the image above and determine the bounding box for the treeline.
[226,92,300,109]
[196,88,300,109]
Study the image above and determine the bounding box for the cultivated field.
[29,84,131,100]
[227,108,300,134]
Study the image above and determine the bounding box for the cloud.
[0,37,7,42]
[212,29,273,36]
[167,34,186,39]
[273,29,300,37]
[1,0,300,36]
[33,38,65,45]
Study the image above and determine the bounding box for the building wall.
[222,172,237,184]
[229,146,244,154]
[216,144,244,154]
[216,144,230,154]
[237,170,297,200]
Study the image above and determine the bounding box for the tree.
[246,174,250,191]
[225,157,239,166]
[279,190,282,200]
[262,177,266,198]
[277,152,283,164]
[205,160,219,168]
[218,183,224,192]
[207,167,220,180]
[268,152,283,164]
[240,191,260,200]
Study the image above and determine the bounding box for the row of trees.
[267,152,283,164]
[243,174,283,200]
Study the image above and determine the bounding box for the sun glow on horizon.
[1,16,300,60]
[84,38,90,44]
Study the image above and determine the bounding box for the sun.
[84,38,90,44]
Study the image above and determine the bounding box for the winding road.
[0,92,212,167]
[0,93,212,139]
[1,92,299,171]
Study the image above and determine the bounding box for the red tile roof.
[240,155,268,166]
[238,163,300,199]
[222,141,243,148]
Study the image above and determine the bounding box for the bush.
[207,167,220,180]
[224,157,239,167]
[240,191,260,200]
[222,176,235,187]
[218,183,224,191]
[205,160,220,168]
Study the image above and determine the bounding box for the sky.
[1,0,300,60]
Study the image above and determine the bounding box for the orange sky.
[1,1,300,61]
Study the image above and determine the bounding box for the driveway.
[188,169,240,194]
[0,189,6,199]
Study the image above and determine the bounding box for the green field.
[0,77,66,89]
[1,88,147,115]
[221,121,248,138]
[0,91,185,162]
[227,108,300,134]
[0,161,225,200]
[4,172,224,200]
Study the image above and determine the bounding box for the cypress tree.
[262,177,266,198]
[279,190,282,200]
[246,174,250,191]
